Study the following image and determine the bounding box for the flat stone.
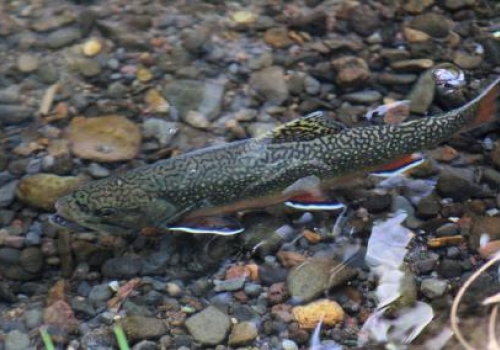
[331,56,370,87]
[409,13,451,38]
[407,70,435,114]
[5,330,30,350]
[228,322,258,346]
[185,306,230,346]
[0,105,34,124]
[250,66,289,104]
[421,278,447,299]
[17,53,39,73]
[47,27,82,49]
[121,316,167,341]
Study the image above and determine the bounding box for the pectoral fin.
[370,153,425,177]
[167,216,244,235]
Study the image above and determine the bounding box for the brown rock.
[66,115,141,162]
[331,56,370,87]
[264,27,293,49]
[409,13,452,38]
[228,322,258,346]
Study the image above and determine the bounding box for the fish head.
[50,177,179,234]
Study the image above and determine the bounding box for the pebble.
[15,174,85,211]
[437,259,462,278]
[264,27,293,49]
[377,73,417,85]
[0,105,35,124]
[24,307,43,329]
[19,247,44,273]
[436,171,479,201]
[403,0,435,14]
[282,339,299,350]
[436,223,460,237]
[342,91,382,104]
[142,119,178,146]
[184,111,210,129]
[121,316,167,341]
[82,38,102,57]
[287,257,356,303]
[444,0,476,10]
[37,62,59,84]
[185,306,231,346]
[101,256,142,278]
[391,58,434,71]
[66,115,142,162]
[47,27,82,49]
[5,330,30,350]
[409,13,451,38]
[407,70,435,114]
[228,321,258,346]
[0,180,19,207]
[75,58,102,77]
[303,75,321,95]
[331,56,370,87]
[87,163,110,178]
[292,299,345,329]
[421,278,448,299]
[416,194,441,219]
[17,53,39,73]
[250,66,289,104]
[453,50,482,70]
[164,80,224,120]
[348,4,381,37]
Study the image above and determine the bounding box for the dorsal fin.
[262,111,346,144]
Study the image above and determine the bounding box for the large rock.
[185,306,230,345]
[250,66,289,104]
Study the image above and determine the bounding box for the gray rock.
[87,163,111,178]
[75,58,102,77]
[132,340,158,350]
[228,321,258,346]
[436,171,479,201]
[37,63,59,84]
[247,122,277,138]
[24,307,43,329]
[0,180,19,207]
[213,278,245,292]
[19,247,43,273]
[438,259,462,278]
[142,119,178,146]
[164,80,224,121]
[17,54,39,73]
[416,194,441,219]
[5,330,30,350]
[47,27,82,49]
[88,283,113,308]
[186,306,230,346]
[444,0,475,10]
[303,75,321,95]
[342,90,382,104]
[0,105,34,124]
[377,73,417,85]
[436,223,459,237]
[0,247,21,266]
[184,111,210,129]
[409,13,451,38]
[102,256,142,278]
[288,257,356,303]
[244,282,263,298]
[250,66,289,104]
[420,278,448,299]
[407,70,435,114]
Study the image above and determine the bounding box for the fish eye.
[96,208,117,218]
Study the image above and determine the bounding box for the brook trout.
[51,77,500,235]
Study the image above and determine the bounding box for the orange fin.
[371,153,425,177]
[285,192,345,211]
[469,77,500,128]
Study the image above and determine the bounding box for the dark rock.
[348,4,381,37]
[420,278,448,299]
[437,259,462,278]
[436,171,480,201]
[102,256,142,278]
[19,247,43,273]
[416,194,442,219]
[409,13,451,38]
[249,66,289,104]
[46,27,82,49]
[122,316,167,341]
[331,56,370,88]
[0,105,34,124]
[288,11,327,36]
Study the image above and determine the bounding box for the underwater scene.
[0,0,500,349]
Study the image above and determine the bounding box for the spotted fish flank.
[51,77,500,235]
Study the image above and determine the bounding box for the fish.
[50,76,500,235]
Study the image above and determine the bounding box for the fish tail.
[469,76,500,127]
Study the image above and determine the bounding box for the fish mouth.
[49,213,88,231]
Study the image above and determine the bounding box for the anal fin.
[168,216,244,235]
[285,192,345,211]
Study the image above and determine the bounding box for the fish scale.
[50,77,500,235]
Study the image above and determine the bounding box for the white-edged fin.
[168,216,244,236]
[285,200,346,211]
[370,153,425,178]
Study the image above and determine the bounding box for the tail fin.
[469,76,500,127]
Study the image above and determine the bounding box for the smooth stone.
[303,75,321,95]
[142,119,178,146]
[436,171,480,201]
[247,122,277,138]
[101,256,142,278]
[75,58,102,77]
[47,27,82,49]
[17,54,39,73]
[409,13,451,38]
[403,0,434,14]
[421,278,448,299]
[250,66,289,104]
[416,194,441,219]
[436,223,460,237]
[453,50,483,69]
[121,316,167,341]
[86,163,110,178]
[342,90,382,104]
[184,111,210,129]
[287,257,356,303]
[24,307,44,329]
[444,0,475,10]
[88,283,113,308]
[213,278,245,292]
[348,4,381,37]
[331,56,370,87]
[0,180,19,207]
[5,330,30,350]
[407,70,435,114]
[37,63,59,84]
[228,322,258,346]
[19,247,43,273]
[391,58,434,71]
[437,259,462,278]
[185,306,231,346]
[0,247,21,266]
[0,105,34,124]
[164,80,224,121]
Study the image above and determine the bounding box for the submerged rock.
[185,306,230,345]
[292,299,345,329]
